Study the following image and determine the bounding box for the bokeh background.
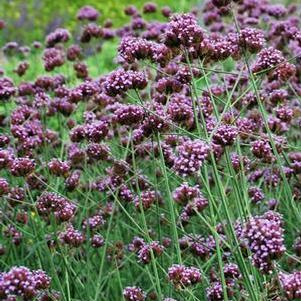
[1,0,198,44]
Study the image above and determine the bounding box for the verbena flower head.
[13,61,29,77]
[134,190,162,211]
[252,47,284,74]
[59,224,85,247]
[168,264,201,289]
[137,241,164,264]
[80,23,103,43]
[173,139,209,176]
[48,159,70,177]
[143,2,157,14]
[114,104,144,126]
[46,28,70,48]
[77,5,100,21]
[36,192,76,223]
[280,271,301,300]
[0,177,9,196]
[118,37,171,66]
[212,124,238,146]
[67,45,82,61]
[163,13,204,47]
[172,182,200,205]
[0,77,16,101]
[0,266,51,300]
[206,279,235,300]
[9,157,35,177]
[103,69,147,96]
[251,138,274,163]
[43,48,65,72]
[123,286,146,301]
[239,27,265,53]
[248,187,265,204]
[86,143,110,161]
[242,211,286,273]
[91,234,105,248]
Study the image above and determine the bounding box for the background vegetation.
[1,0,197,44]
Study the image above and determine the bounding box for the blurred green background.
[0,0,197,44]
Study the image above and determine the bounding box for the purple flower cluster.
[114,104,145,126]
[43,48,65,71]
[67,45,82,61]
[136,241,164,264]
[173,139,210,176]
[257,47,283,66]
[242,211,286,273]
[248,187,265,204]
[13,61,29,77]
[77,5,100,21]
[36,192,76,222]
[91,234,105,248]
[123,286,146,301]
[0,77,15,101]
[143,2,157,14]
[0,267,51,300]
[118,37,171,66]
[168,264,201,289]
[134,190,162,211]
[9,157,35,177]
[280,271,301,300]
[239,27,265,53]
[180,196,209,223]
[103,69,147,96]
[80,23,103,43]
[163,13,204,47]
[212,124,238,146]
[59,224,85,247]
[167,94,194,128]
[45,28,70,48]
[251,138,274,163]
[172,182,200,204]
[86,143,110,161]
[82,213,105,231]
[179,234,216,259]
[48,159,70,177]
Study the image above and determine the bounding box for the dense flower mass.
[59,224,85,247]
[0,77,15,101]
[252,47,285,74]
[43,48,65,71]
[77,5,100,21]
[280,272,301,300]
[9,157,35,177]
[163,13,204,47]
[118,37,171,66]
[46,28,70,48]
[137,241,164,264]
[123,286,146,301]
[0,267,51,300]
[212,124,238,146]
[80,23,103,43]
[168,264,201,289]
[242,211,286,273]
[173,139,210,176]
[36,192,76,222]
[103,69,147,96]
[239,27,265,53]
[1,0,301,300]
[114,104,145,125]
